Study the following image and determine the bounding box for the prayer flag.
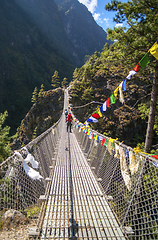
[125,149,129,158]
[133,63,139,72]
[104,139,108,146]
[92,113,99,119]
[97,136,100,143]
[100,105,103,113]
[110,93,115,104]
[87,130,90,135]
[89,133,92,139]
[151,155,158,160]
[103,101,107,111]
[94,134,98,141]
[149,40,158,60]
[122,78,126,92]
[87,116,98,123]
[107,97,110,107]
[97,107,103,117]
[114,86,119,98]
[152,161,158,168]
[101,138,105,146]
[126,70,136,80]
[139,52,150,69]
[119,82,124,104]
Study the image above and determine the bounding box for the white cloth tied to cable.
[119,145,132,191]
[14,151,43,180]
[119,82,125,104]
[128,147,139,175]
[22,147,39,169]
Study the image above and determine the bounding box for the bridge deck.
[41,119,126,239]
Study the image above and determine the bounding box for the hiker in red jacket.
[66,113,73,132]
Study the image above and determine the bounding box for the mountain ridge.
[0,0,110,134]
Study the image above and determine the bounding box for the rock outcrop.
[11,88,64,148]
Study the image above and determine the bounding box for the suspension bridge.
[0,90,157,239]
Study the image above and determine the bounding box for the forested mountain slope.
[0,0,110,134]
[69,50,158,148]
[0,0,74,134]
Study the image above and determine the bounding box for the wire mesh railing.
[0,87,157,240]
[0,114,63,212]
[73,121,158,240]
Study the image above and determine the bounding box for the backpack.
[67,114,72,122]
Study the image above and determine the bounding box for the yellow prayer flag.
[97,107,102,117]
[94,135,98,141]
[114,86,119,98]
[148,41,158,60]
[109,138,118,143]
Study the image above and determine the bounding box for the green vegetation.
[38,84,45,98]
[105,0,158,152]
[24,204,41,218]
[31,87,38,103]
[0,111,11,163]
[61,77,68,88]
[69,0,158,151]
[51,71,60,89]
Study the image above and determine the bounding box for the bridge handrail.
[0,111,63,212]
[73,119,158,239]
[0,114,62,169]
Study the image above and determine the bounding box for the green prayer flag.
[139,52,150,69]
[104,139,108,146]
[110,93,116,104]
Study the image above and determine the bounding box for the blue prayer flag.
[100,105,103,113]
[122,79,126,92]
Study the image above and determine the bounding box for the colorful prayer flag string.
[87,40,158,124]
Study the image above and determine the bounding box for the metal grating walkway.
[41,119,126,239]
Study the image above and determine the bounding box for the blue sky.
[78,0,127,31]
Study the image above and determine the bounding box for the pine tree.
[105,0,158,152]
[38,84,45,98]
[0,111,11,163]
[31,87,38,103]
[51,70,60,89]
[61,77,68,88]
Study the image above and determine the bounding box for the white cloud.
[93,12,101,21]
[115,23,123,28]
[78,0,98,14]
[103,17,109,24]
[103,17,110,27]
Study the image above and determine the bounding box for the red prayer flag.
[133,63,139,72]
[92,113,100,119]
[107,97,110,108]
[92,133,94,139]
[151,155,158,160]
[101,138,105,146]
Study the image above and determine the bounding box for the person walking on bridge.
[66,113,73,132]
[64,109,68,122]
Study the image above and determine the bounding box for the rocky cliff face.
[12,88,64,148]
